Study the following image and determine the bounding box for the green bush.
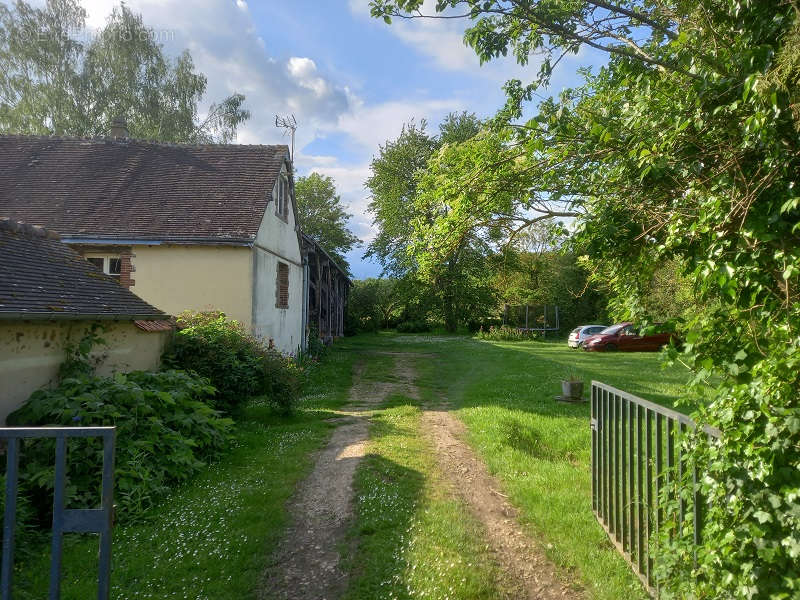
[261,347,303,415]
[396,320,430,333]
[476,325,540,341]
[163,311,302,413]
[6,370,232,522]
[163,312,263,409]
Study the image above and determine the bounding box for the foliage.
[475,325,539,342]
[365,120,439,275]
[0,0,249,142]
[346,277,402,333]
[164,312,263,409]
[364,113,495,332]
[163,311,302,414]
[396,319,430,333]
[374,0,800,595]
[6,369,232,521]
[491,223,609,332]
[9,342,355,599]
[304,322,328,358]
[259,345,303,416]
[57,323,106,380]
[294,172,360,274]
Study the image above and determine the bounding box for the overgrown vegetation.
[10,344,355,599]
[163,311,302,414]
[6,370,231,521]
[476,325,539,342]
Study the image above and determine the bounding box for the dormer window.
[276,174,289,221]
[86,255,121,279]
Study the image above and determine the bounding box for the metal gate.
[590,382,720,596]
[1,426,116,600]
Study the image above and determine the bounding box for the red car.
[582,322,677,352]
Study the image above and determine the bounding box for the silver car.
[568,324,608,348]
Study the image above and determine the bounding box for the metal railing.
[1,427,116,600]
[590,382,720,596]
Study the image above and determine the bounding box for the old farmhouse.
[0,132,348,354]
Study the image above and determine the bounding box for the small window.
[86,255,121,279]
[275,176,289,220]
[276,262,289,309]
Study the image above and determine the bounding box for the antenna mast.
[275,114,297,162]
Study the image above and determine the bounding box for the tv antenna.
[275,114,297,161]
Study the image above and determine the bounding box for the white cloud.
[348,0,532,79]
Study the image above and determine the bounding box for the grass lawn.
[10,349,355,600]
[337,333,700,599]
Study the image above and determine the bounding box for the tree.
[365,112,495,331]
[375,0,800,595]
[294,172,359,273]
[365,120,438,275]
[345,277,403,333]
[0,0,249,142]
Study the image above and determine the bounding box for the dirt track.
[261,352,581,599]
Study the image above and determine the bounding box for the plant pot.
[561,380,584,401]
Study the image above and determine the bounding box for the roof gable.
[0,135,289,242]
[0,219,166,319]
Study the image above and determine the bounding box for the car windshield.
[571,327,581,334]
[599,324,626,335]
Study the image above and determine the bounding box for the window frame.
[85,254,122,278]
[275,261,289,309]
[275,175,290,222]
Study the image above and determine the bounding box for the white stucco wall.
[251,161,304,354]
[0,320,168,424]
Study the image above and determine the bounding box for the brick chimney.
[110,116,129,139]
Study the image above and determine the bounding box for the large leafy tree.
[366,112,495,331]
[0,0,249,142]
[374,0,800,596]
[294,172,359,273]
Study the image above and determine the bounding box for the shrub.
[163,312,263,409]
[6,370,232,522]
[396,320,430,333]
[163,311,303,413]
[476,325,540,342]
[261,348,303,415]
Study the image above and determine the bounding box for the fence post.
[2,438,20,600]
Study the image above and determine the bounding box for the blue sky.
[71,0,607,278]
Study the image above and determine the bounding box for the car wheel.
[605,343,617,351]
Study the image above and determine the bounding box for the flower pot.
[561,380,584,401]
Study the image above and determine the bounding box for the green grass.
[10,336,699,599]
[342,385,504,600]
[11,350,355,600]
[337,333,700,599]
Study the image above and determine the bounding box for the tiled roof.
[0,219,167,319]
[0,135,289,242]
[134,319,174,332]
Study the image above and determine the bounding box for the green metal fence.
[591,382,720,596]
